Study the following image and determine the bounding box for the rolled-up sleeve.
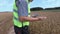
[16,0,28,17]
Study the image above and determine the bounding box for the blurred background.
[0,0,60,34]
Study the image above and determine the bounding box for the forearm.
[19,16,39,22]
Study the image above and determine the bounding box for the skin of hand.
[19,16,47,22]
[31,14,47,20]
[38,16,47,20]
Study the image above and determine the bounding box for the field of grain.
[0,12,13,34]
[0,11,60,34]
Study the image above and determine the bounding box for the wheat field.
[0,11,60,34]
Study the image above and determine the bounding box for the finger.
[44,17,47,19]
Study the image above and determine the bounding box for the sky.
[0,0,60,12]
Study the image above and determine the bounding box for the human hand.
[38,16,47,20]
